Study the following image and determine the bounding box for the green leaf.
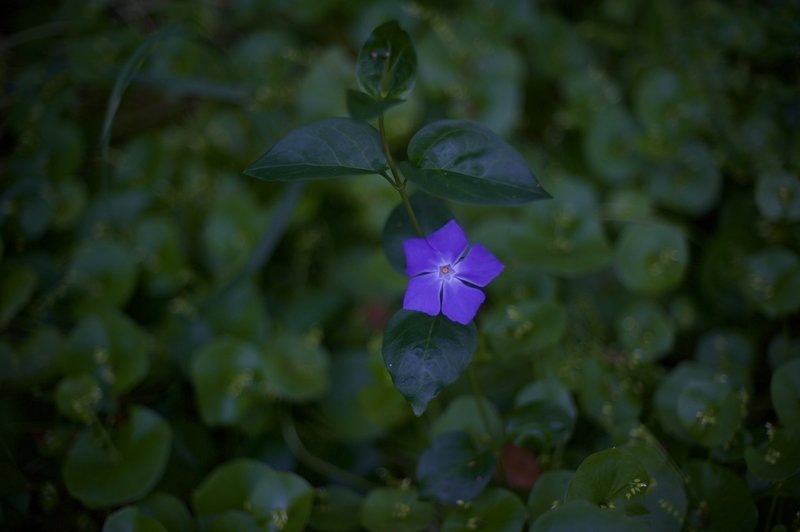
[527,470,574,521]
[244,118,388,181]
[756,171,800,222]
[261,334,330,402]
[695,330,754,392]
[382,310,477,416]
[442,488,527,532]
[102,506,167,532]
[55,374,102,423]
[193,459,313,532]
[685,461,756,532]
[416,431,495,504]
[654,362,716,443]
[771,359,800,430]
[508,380,576,450]
[190,338,268,427]
[648,141,721,216]
[382,192,453,274]
[401,120,550,205]
[309,486,362,532]
[63,406,172,508]
[613,221,688,295]
[69,239,138,310]
[0,325,60,385]
[615,300,675,363]
[626,435,687,531]
[565,447,650,515]
[430,395,503,442]
[578,358,641,436]
[584,106,641,186]
[485,300,567,357]
[0,263,37,327]
[676,379,741,447]
[531,500,649,532]
[346,89,403,121]
[360,487,435,532]
[61,311,149,395]
[741,247,800,317]
[138,493,194,532]
[744,426,800,481]
[356,21,417,101]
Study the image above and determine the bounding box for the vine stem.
[280,411,376,492]
[378,114,423,237]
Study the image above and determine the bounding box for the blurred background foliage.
[1,0,799,530]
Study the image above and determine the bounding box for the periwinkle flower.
[402,219,504,325]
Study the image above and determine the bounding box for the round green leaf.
[756,172,800,222]
[649,141,721,216]
[614,221,688,295]
[134,216,188,297]
[695,330,754,392]
[55,374,102,423]
[69,239,138,310]
[138,493,194,532]
[0,263,37,327]
[654,363,715,443]
[616,300,674,363]
[261,334,330,402]
[356,20,417,101]
[745,427,800,481]
[63,406,172,508]
[527,470,574,521]
[578,357,641,435]
[442,488,527,532]
[402,120,549,205]
[190,338,267,427]
[309,486,362,532]
[508,380,576,450]
[676,379,741,448]
[382,192,453,274]
[416,431,495,504]
[584,106,641,185]
[741,248,800,317]
[485,299,567,357]
[512,178,612,275]
[0,325,60,384]
[244,118,388,181]
[768,333,800,370]
[634,68,683,135]
[61,311,149,395]
[430,395,503,442]
[382,310,477,416]
[360,487,435,532]
[771,359,800,430]
[625,438,687,531]
[193,459,313,532]
[102,506,167,532]
[531,500,649,532]
[685,461,756,532]
[565,447,650,515]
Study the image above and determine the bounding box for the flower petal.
[426,219,469,265]
[403,237,440,276]
[441,279,485,325]
[403,273,443,316]
[455,243,505,287]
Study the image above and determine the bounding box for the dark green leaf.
[565,447,650,515]
[309,486,362,532]
[102,507,167,532]
[401,120,549,205]
[772,359,800,430]
[613,221,688,295]
[261,334,330,402]
[138,493,194,532]
[346,89,403,121]
[193,459,313,532]
[0,326,60,385]
[485,299,567,357]
[382,310,477,416]
[509,380,576,451]
[527,470,574,521]
[531,500,649,532]
[244,118,388,181]
[615,300,675,363]
[584,106,641,185]
[0,263,37,327]
[63,406,172,508]
[382,192,453,274]
[695,330,754,392]
[685,461,756,532]
[360,487,434,532]
[442,488,527,532]
[654,362,715,443]
[744,427,800,481]
[69,239,138,310]
[648,141,721,216]
[430,395,503,442]
[416,431,495,504]
[741,248,800,318]
[626,435,687,531]
[55,374,102,423]
[676,378,741,447]
[756,172,800,222]
[356,21,417,101]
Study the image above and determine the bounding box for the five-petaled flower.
[402,219,504,325]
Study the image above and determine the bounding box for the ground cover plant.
[1,1,799,530]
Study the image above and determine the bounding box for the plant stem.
[467,366,507,484]
[280,411,376,492]
[378,114,423,237]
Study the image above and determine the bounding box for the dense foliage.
[2,1,799,530]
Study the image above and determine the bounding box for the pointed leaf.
[382,310,477,416]
[382,192,453,274]
[244,118,388,181]
[346,89,403,121]
[356,21,417,101]
[416,431,495,504]
[402,120,549,205]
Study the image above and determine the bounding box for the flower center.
[438,264,453,279]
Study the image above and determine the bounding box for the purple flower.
[402,219,504,325]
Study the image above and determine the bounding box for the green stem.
[467,366,507,484]
[280,411,376,491]
[378,114,423,237]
